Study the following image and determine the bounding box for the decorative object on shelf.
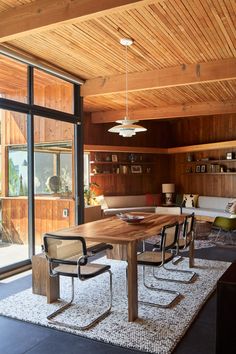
[131,165,142,173]
[186,167,192,173]
[146,167,151,173]
[186,153,193,162]
[162,183,175,205]
[111,154,118,162]
[105,155,112,162]
[226,152,233,160]
[121,165,128,174]
[195,165,201,173]
[108,38,147,138]
[129,153,136,163]
[46,175,61,194]
[201,165,206,173]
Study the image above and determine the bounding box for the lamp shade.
[162,183,175,193]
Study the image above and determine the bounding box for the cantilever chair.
[211,216,236,243]
[137,222,181,308]
[153,213,196,284]
[43,234,113,330]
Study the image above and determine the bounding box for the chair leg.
[139,266,181,308]
[153,263,196,284]
[47,270,112,331]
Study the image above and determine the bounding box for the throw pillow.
[146,194,161,206]
[182,194,199,208]
[229,201,236,214]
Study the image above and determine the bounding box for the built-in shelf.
[184,172,236,175]
[90,161,154,165]
[184,159,236,164]
[90,173,153,176]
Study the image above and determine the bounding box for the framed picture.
[131,165,142,173]
[226,152,233,160]
[112,154,118,162]
[195,165,201,173]
[201,165,206,173]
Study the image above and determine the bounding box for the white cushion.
[198,196,235,210]
[104,195,146,208]
[103,206,156,216]
[155,207,181,215]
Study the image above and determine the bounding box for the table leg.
[127,241,138,321]
[189,234,195,268]
[46,272,60,304]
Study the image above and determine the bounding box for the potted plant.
[84,182,101,206]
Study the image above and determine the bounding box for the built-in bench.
[181,195,235,222]
[101,194,161,216]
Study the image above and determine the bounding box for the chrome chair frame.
[43,234,113,331]
[153,213,196,283]
[136,222,181,308]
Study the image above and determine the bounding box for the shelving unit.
[184,156,236,175]
[90,152,154,176]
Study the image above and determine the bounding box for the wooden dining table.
[47,213,187,322]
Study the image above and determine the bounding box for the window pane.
[34,152,54,194]
[60,153,72,193]
[34,69,73,113]
[0,54,27,103]
[0,110,29,270]
[84,152,90,187]
[8,148,28,196]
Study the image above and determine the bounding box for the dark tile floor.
[0,246,236,354]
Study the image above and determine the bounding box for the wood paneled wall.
[170,145,236,197]
[84,114,171,148]
[168,114,236,147]
[90,154,169,196]
[2,198,75,245]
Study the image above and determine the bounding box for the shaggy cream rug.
[0,257,230,354]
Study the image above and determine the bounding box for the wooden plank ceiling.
[0,0,235,122]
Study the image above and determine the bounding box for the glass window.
[34,143,73,195]
[8,148,28,196]
[34,69,73,113]
[84,152,90,188]
[0,54,27,103]
[34,152,54,194]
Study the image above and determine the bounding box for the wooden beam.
[0,0,146,43]
[168,140,236,154]
[91,100,236,123]
[84,144,167,154]
[82,59,236,97]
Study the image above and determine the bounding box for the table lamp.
[162,183,175,205]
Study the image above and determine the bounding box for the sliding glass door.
[34,116,75,248]
[0,110,29,269]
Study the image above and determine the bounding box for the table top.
[51,213,185,245]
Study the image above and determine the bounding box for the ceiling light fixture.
[108,38,147,138]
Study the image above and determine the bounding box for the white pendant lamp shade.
[108,118,147,137]
[108,38,147,137]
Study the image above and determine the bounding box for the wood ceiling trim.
[0,0,152,43]
[91,100,236,123]
[81,59,236,97]
[168,140,236,154]
[84,144,167,154]
[84,140,236,155]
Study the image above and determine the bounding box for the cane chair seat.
[137,251,173,266]
[54,263,111,279]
